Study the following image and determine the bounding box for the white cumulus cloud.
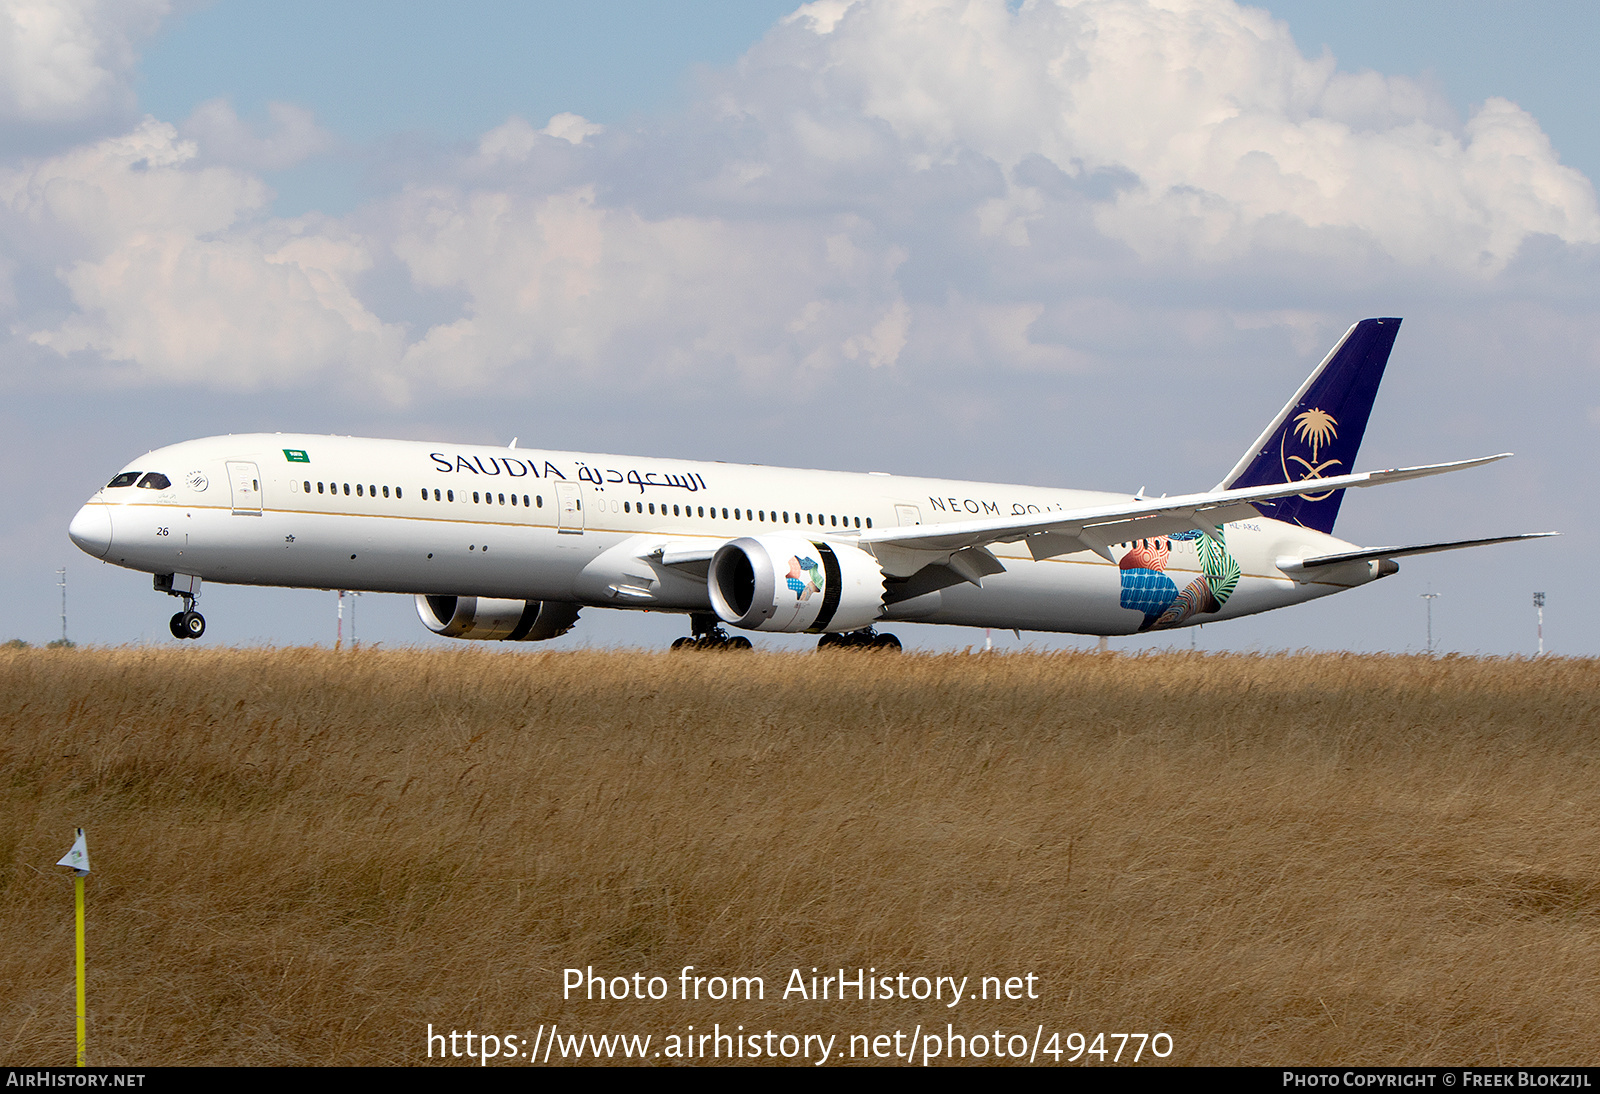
[389,185,912,389]
[0,0,168,125]
[179,98,334,171]
[4,0,1599,401]
[2,119,402,391]
[764,0,1600,271]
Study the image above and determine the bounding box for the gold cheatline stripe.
[100,503,1315,584]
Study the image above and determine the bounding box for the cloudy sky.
[4,0,1594,655]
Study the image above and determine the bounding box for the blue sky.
[3,1,1593,654]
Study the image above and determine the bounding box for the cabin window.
[511,494,518,506]
[343,483,350,496]
[673,504,680,516]
[498,493,505,505]
[317,482,324,494]
[396,488,402,499]
[648,503,655,515]
[523,495,530,507]
[301,480,309,493]
[535,495,542,507]
[865,517,872,528]
[698,506,704,517]
[624,502,630,513]
[382,486,390,498]
[447,490,454,502]
[782,512,789,523]
[136,473,171,490]
[854,517,861,528]
[435,489,442,501]
[806,513,813,525]
[107,472,141,488]
[356,484,364,497]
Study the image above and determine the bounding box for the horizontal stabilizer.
[1278,532,1558,575]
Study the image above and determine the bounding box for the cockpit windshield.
[136,473,171,490]
[106,472,140,488]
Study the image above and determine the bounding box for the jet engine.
[708,536,885,633]
[415,595,580,641]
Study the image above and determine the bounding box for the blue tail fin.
[1218,318,1401,534]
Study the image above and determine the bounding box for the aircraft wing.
[855,454,1513,570]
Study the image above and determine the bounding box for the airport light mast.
[1533,592,1545,656]
[1419,590,1440,655]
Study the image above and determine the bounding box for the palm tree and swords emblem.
[1282,408,1340,499]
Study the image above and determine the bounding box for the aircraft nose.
[69,505,113,559]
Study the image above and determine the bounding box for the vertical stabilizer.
[1217,318,1401,534]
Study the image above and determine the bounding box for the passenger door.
[555,480,584,534]
[227,461,262,515]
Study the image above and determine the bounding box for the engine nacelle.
[708,536,885,633]
[415,595,580,641]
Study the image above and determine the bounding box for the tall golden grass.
[1,647,1596,1066]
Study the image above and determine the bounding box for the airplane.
[67,318,1552,650]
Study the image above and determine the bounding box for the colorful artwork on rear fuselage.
[1118,527,1241,631]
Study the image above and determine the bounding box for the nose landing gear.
[169,611,206,639]
[156,573,205,640]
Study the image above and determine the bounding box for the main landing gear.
[155,573,205,640]
[817,627,902,651]
[672,612,753,651]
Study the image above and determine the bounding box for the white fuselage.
[69,433,1379,637]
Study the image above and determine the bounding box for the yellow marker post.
[56,828,90,1067]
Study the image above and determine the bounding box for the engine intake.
[415,595,580,641]
[708,536,885,633]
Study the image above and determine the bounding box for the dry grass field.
[1,646,1597,1066]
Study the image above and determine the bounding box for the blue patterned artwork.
[1117,528,1241,631]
